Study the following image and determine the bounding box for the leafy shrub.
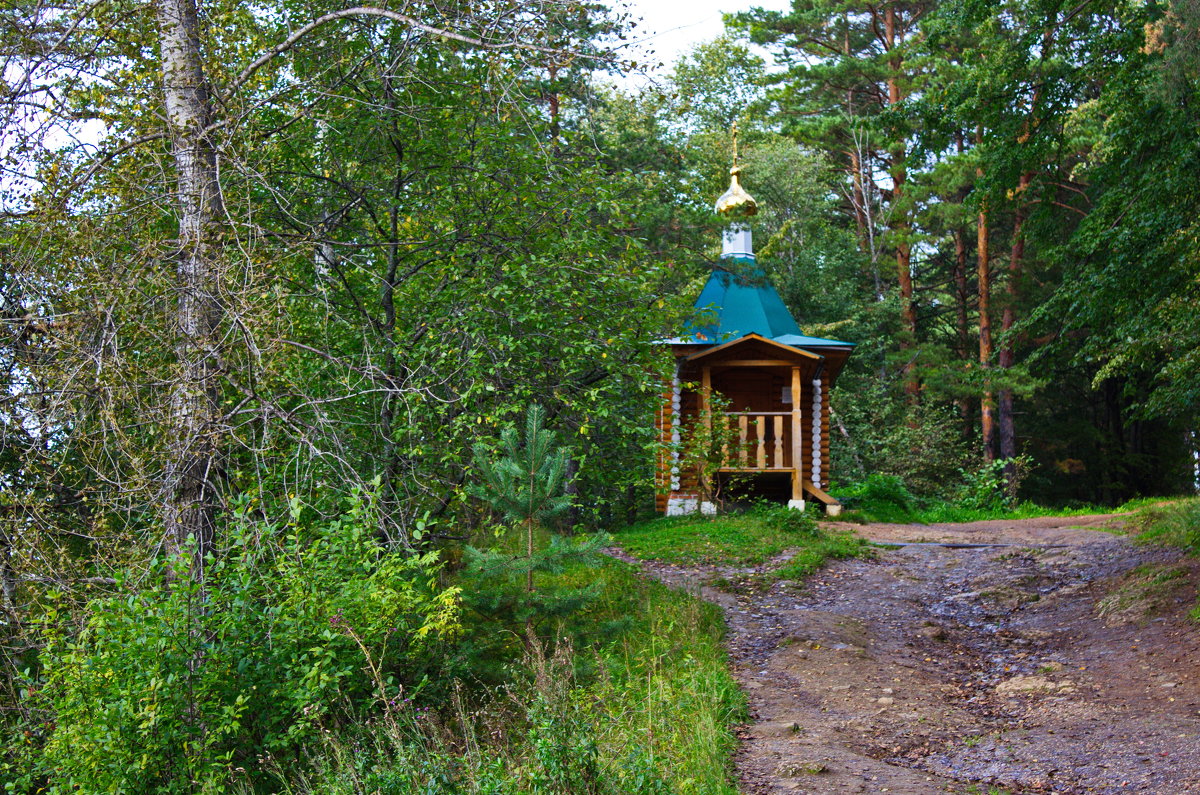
[21,489,460,794]
[829,384,974,499]
[835,473,916,521]
[954,456,1034,511]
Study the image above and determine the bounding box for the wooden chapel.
[655,149,855,516]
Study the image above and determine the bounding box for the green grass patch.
[1127,497,1200,553]
[1123,497,1200,622]
[769,532,872,581]
[617,512,802,566]
[1096,562,1192,623]
[615,506,871,585]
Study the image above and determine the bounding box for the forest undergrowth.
[3,501,745,795]
[829,466,1157,525]
[264,556,745,795]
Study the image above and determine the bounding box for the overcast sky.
[615,0,793,82]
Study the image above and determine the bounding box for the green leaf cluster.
[10,490,460,793]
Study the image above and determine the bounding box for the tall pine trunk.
[977,201,995,463]
[885,6,918,400]
[999,172,1032,491]
[156,0,223,577]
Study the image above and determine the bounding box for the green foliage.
[13,491,460,794]
[954,456,1035,512]
[464,405,608,647]
[752,503,819,537]
[670,36,767,134]
[674,391,737,505]
[835,474,917,521]
[266,558,744,795]
[829,383,976,500]
[10,2,1200,793]
[461,531,609,650]
[1036,12,1200,419]
[745,139,866,329]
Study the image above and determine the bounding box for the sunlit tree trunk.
[978,199,995,463]
[885,5,919,400]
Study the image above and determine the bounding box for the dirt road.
[630,515,1200,794]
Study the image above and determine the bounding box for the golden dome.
[715,165,758,217]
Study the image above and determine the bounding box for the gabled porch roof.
[684,332,821,364]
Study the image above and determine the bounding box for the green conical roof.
[689,259,800,341]
[680,257,854,349]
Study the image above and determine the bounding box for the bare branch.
[229,6,595,96]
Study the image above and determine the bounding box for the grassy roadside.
[836,498,1143,525]
[832,479,1162,525]
[1126,497,1200,553]
[562,557,746,793]
[1123,497,1200,621]
[265,555,745,795]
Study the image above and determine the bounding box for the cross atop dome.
[714,122,758,218]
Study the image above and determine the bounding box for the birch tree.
[154,0,223,573]
[1,0,644,582]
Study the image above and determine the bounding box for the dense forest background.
[2,0,1199,791]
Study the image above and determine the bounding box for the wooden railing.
[721,411,791,470]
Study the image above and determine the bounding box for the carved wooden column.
[790,366,803,506]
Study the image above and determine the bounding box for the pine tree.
[465,405,606,642]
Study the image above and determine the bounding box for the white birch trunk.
[156,0,223,576]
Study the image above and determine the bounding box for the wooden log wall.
[654,377,672,513]
[655,376,701,512]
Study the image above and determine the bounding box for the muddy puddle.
[620,517,1200,794]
